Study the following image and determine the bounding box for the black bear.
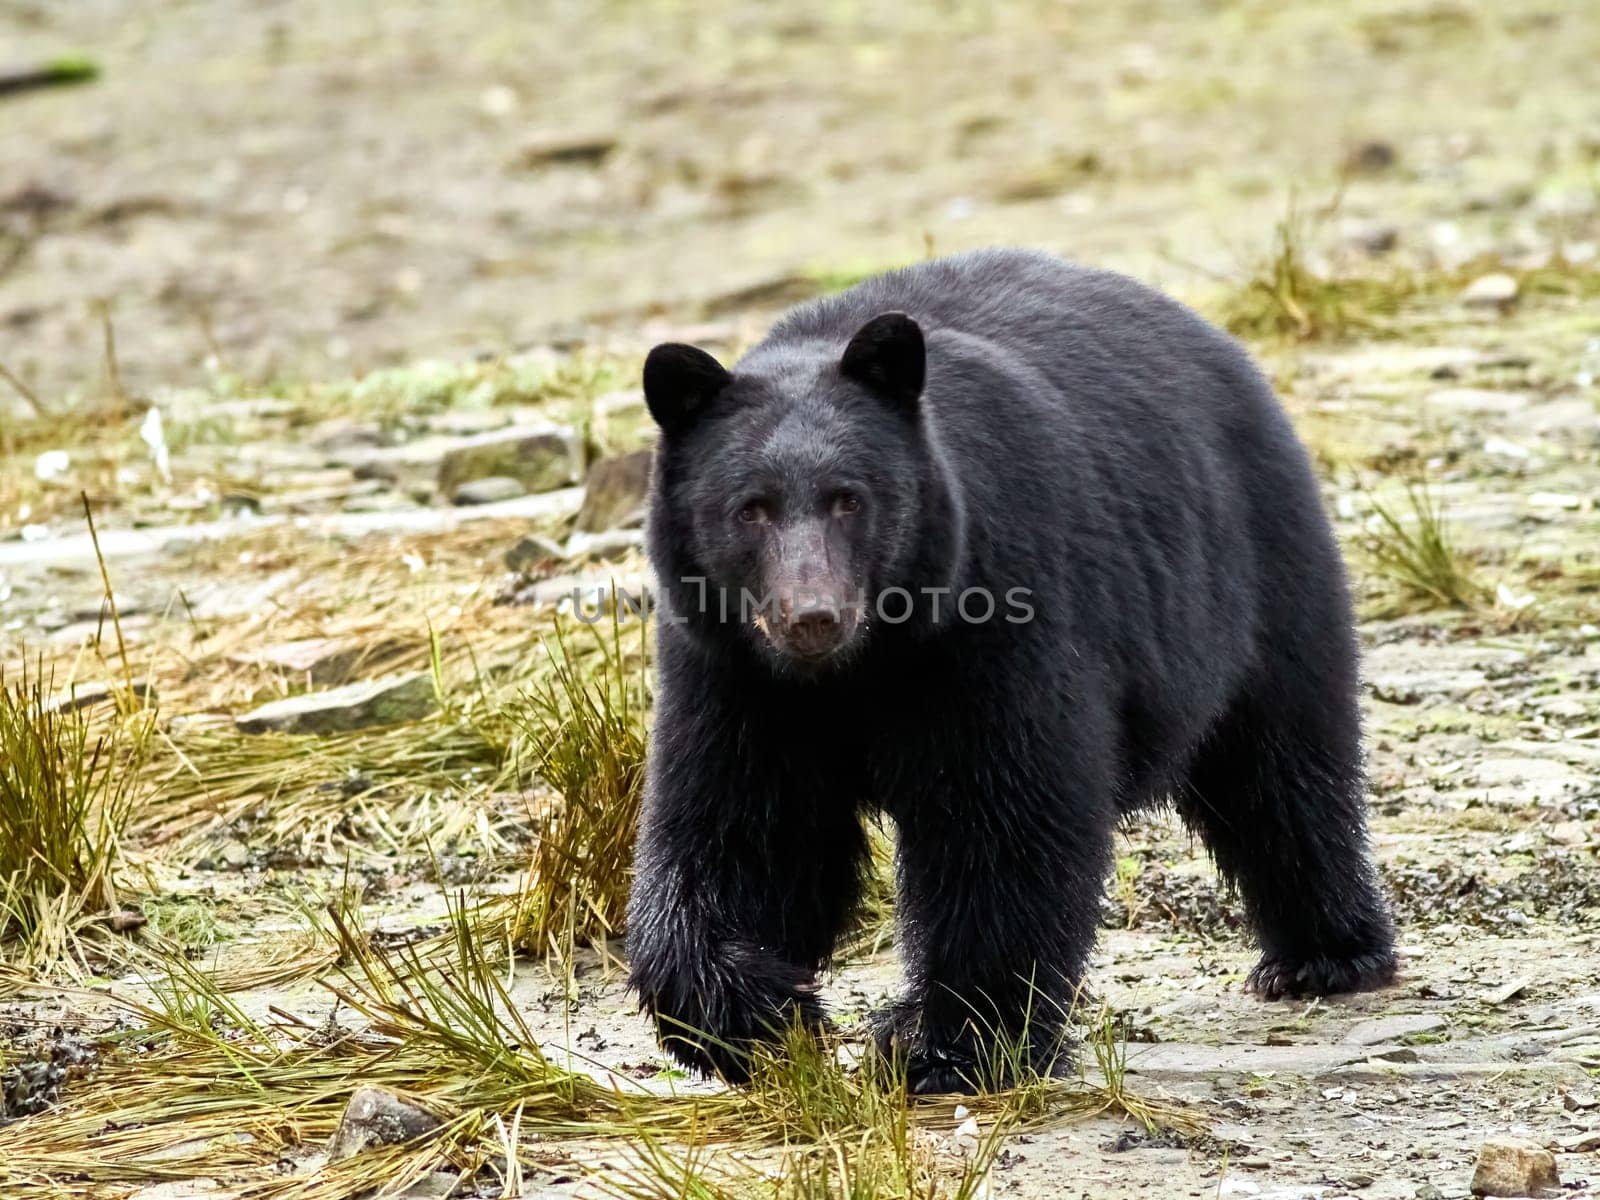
[625,248,1396,1094]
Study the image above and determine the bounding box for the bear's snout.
[776,595,853,661]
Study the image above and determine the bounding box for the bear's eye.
[737,501,770,526]
[831,491,863,518]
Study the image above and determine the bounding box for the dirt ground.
[2,1,1600,1198]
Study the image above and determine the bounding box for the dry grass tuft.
[1219,203,1411,343]
[508,613,650,957]
[0,665,151,969]
[609,1022,1012,1200]
[1361,480,1489,612]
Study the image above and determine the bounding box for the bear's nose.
[783,602,845,658]
[792,601,838,629]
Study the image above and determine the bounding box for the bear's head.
[644,312,954,673]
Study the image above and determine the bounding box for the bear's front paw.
[869,1000,1074,1094]
[632,940,826,1084]
[1247,948,1398,999]
[868,1003,983,1095]
[905,1046,984,1096]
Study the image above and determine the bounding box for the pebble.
[1461,272,1520,311]
[514,132,617,167]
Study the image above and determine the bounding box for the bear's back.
[765,248,1228,370]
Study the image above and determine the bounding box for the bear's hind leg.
[1176,681,1397,1000]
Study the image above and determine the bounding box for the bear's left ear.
[841,312,924,412]
[643,343,732,434]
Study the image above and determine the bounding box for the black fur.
[626,248,1397,1094]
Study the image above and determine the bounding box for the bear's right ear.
[643,343,731,434]
[841,312,925,412]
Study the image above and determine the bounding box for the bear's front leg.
[626,638,870,1082]
[880,743,1114,1094]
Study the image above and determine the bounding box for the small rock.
[1344,139,1397,174]
[398,1172,460,1199]
[1470,1136,1558,1197]
[1351,223,1400,255]
[450,475,527,506]
[106,909,147,934]
[43,677,156,713]
[235,673,438,735]
[574,449,653,532]
[34,449,71,482]
[227,638,374,686]
[565,528,646,561]
[428,409,516,436]
[328,1086,442,1162]
[1527,491,1583,511]
[1416,1186,1443,1200]
[1558,1131,1600,1153]
[218,839,251,869]
[352,459,401,484]
[1367,1047,1419,1063]
[953,1114,980,1153]
[1482,978,1530,1006]
[71,593,145,621]
[340,493,415,515]
[436,426,582,497]
[505,533,566,573]
[1461,272,1520,311]
[313,420,389,454]
[514,132,618,168]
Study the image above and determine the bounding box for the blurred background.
[5,0,1597,403]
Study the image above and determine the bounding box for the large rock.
[436,426,582,496]
[328,1086,442,1161]
[1470,1136,1559,1197]
[574,449,653,532]
[235,673,437,735]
